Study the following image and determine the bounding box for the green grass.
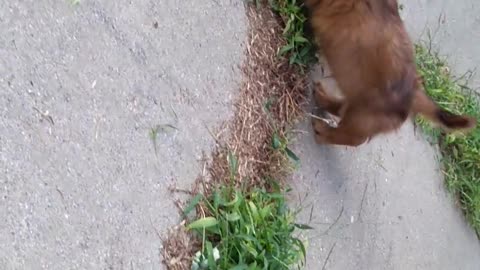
[415,44,480,234]
[186,155,309,270]
[187,186,308,270]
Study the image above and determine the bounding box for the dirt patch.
[208,4,307,187]
[162,221,199,270]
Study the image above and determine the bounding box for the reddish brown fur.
[306,0,476,147]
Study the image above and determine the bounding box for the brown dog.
[305,0,476,146]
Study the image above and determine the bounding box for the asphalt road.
[0,0,245,269]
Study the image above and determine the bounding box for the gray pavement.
[0,0,246,269]
[2,0,480,270]
[290,2,480,270]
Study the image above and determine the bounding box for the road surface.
[0,0,246,269]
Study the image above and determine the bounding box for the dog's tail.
[411,90,476,131]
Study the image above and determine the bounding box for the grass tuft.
[187,176,308,269]
[415,44,480,234]
[268,0,317,68]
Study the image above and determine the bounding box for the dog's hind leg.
[313,81,345,117]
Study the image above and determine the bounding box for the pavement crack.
[309,204,315,223]
[322,204,344,236]
[357,182,369,222]
[321,242,337,270]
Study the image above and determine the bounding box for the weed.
[263,96,301,168]
[272,131,300,167]
[268,0,317,68]
[186,183,309,270]
[415,44,480,234]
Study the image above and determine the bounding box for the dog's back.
[307,0,475,146]
[307,0,413,99]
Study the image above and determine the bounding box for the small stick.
[307,113,338,128]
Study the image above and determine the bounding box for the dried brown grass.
[161,220,200,270]
[209,4,307,188]
[161,3,308,270]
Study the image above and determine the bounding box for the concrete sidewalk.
[290,2,480,270]
[0,0,245,269]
